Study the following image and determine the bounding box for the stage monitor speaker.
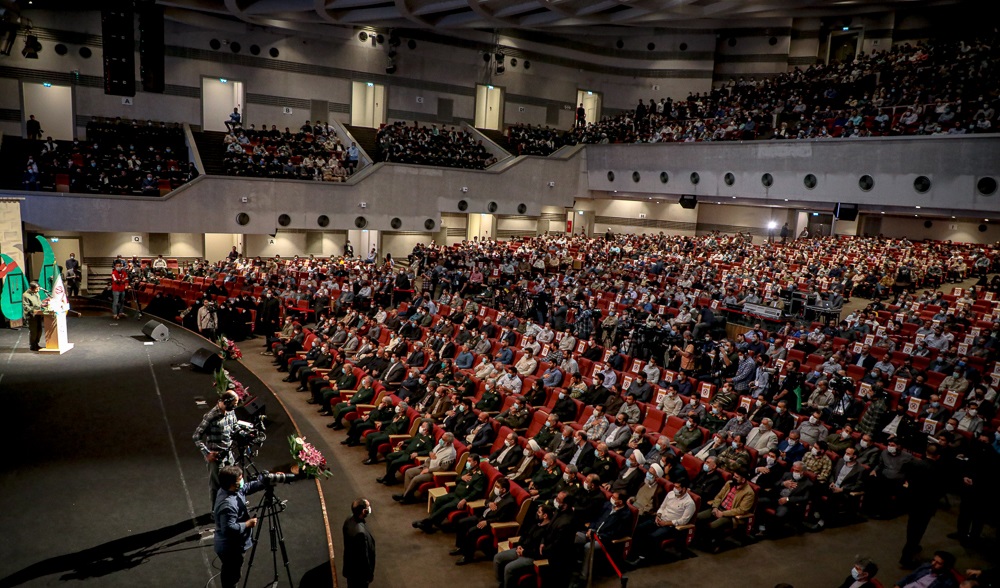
[190,347,222,372]
[101,4,136,97]
[141,319,170,341]
[679,194,698,209]
[834,202,858,221]
[239,396,266,419]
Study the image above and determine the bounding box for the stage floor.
[0,316,334,588]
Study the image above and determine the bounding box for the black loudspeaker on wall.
[679,195,698,209]
[834,202,859,221]
[138,3,165,93]
[190,348,223,372]
[101,3,136,97]
[141,319,170,341]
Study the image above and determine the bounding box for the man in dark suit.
[577,491,633,584]
[690,456,725,501]
[451,478,519,564]
[755,461,814,536]
[488,432,524,475]
[851,344,877,371]
[465,411,497,455]
[807,446,866,529]
[342,498,376,588]
[559,431,595,472]
[378,354,407,389]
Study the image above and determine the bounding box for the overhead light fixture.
[915,206,921,209]
[843,26,850,31]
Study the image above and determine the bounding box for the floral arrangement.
[218,336,243,360]
[214,365,250,402]
[289,435,332,479]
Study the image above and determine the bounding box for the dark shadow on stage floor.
[0,514,214,587]
[296,561,334,588]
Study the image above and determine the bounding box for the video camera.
[260,471,307,485]
[232,415,267,448]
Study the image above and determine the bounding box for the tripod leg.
[242,512,267,588]
[271,504,295,587]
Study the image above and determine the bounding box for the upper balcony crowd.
[221,117,360,181]
[18,118,196,195]
[507,31,999,156]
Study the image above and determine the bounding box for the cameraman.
[194,391,239,510]
[214,465,263,588]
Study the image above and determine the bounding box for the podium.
[40,311,74,354]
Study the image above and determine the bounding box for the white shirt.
[655,491,697,526]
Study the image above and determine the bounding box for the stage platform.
[0,315,334,588]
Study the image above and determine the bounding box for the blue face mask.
[238,478,245,490]
[594,449,601,458]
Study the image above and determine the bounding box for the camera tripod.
[243,484,293,588]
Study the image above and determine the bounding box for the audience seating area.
[119,233,999,585]
[376,121,497,169]
[222,121,355,181]
[20,118,196,195]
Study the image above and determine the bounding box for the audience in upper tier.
[376,121,497,169]
[19,118,196,195]
[507,32,998,154]
[222,120,356,181]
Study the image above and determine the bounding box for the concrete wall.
[876,216,997,244]
[588,135,1000,216]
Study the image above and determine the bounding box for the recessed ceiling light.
[783,199,788,202]
[915,206,921,209]
[952,216,956,219]
[880,211,884,214]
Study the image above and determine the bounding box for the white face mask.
[792,472,803,481]
[809,416,818,425]
[887,446,898,455]
[859,440,869,449]
[523,448,532,457]
[787,439,797,446]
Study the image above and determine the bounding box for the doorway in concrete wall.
[474,84,504,130]
[351,82,386,128]
[202,77,245,132]
[576,90,602,126]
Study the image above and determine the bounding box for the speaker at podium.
[141,320,170,342]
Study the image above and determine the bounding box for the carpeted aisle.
[0,315,333,588]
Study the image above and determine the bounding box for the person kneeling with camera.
[214,465,264,588]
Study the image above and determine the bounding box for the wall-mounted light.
[367,82,374,87]
[42,82,52,87]
[219,78,228,84]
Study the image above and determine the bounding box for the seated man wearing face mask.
[393,433,457,504]
[488,432,524,475]
[507,440,542,483]
[806,446,866,530]
[527,452,563,500]
[413,454,487,533]
[776,430,807,465]
[755,460,814,537]
[673,418,705,453]
[605,449,646,498]
[625,476,696,567]
[363,401,411,464]
[377,419,436,485]
[695,469,756,552]
[451,477,519,565]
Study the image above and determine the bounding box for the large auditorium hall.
[1,1,998,587]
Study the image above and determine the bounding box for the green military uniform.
[330,385,374,427]
[345,403,394,445]
[321,371,360,409]
[532,424,557,449]
[673,424,704,453]
[425,466,487,526]
[497,406,530,429]
[530,465,562,500]
[364,414,412,460]
[475,390,502,412]
[383,433,434,482]
[585,453,619,483]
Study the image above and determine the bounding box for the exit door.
[575,90,602,126]
[351,81,387,128]
[475,84,504,130]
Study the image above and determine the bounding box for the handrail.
[183,122,205,175]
